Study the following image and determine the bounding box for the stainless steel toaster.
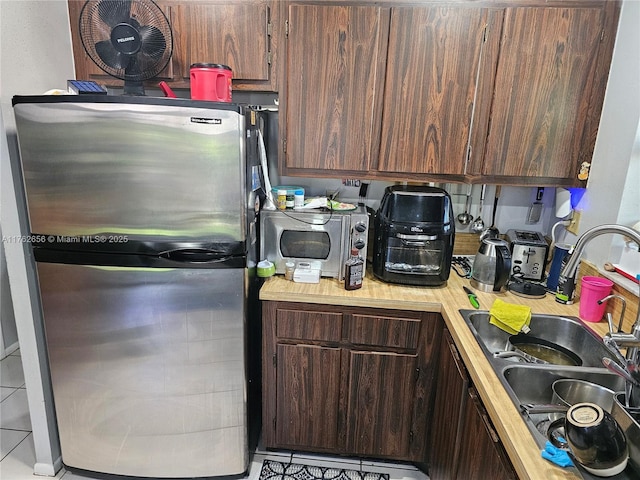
[505,229,549,281]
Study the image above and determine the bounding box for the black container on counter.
[372,185,455,286]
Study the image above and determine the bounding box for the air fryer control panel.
[506,229,549,281]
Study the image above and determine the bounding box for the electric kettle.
[471,238,512,292]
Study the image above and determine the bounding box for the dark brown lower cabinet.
[428,330,470,480]
[429,329,517,480]
[275,344,342,450]
[456,387,518,480]
[262,301,443,461]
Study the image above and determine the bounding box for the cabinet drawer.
[348,314,421,350]
[276,309,343,342]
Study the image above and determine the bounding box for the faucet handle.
[603,334,629,367]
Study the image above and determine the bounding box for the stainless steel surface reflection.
[38,263,248,477]
[15,101,245,243]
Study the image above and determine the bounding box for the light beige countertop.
[259,270,616,480]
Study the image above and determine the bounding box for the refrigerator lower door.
[37,262,248,478]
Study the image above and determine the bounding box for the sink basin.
[459,309,639,479]
[462,310,616,367]
[503,365,625,406]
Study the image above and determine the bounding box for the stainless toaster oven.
[260,206,369,280]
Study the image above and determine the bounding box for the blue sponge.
[541,441,574,468]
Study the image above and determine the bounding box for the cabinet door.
[378,7,488,175]
[172,1,272,88]
[275,343,342,450]
[428,330,469,480]
[346,351,417,459]
[284,4,387,173]
[456,387,517,480]
[479,6,606,181]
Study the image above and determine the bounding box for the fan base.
[123,80,145,96]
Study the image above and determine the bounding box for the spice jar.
[284,262,295,281]
[277,189,287,210]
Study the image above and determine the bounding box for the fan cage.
[79,0,173,82]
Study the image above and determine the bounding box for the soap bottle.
[344,248,364,290]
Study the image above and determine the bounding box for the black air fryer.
[373,185,455,286]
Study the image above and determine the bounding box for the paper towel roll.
[555,188,572,218]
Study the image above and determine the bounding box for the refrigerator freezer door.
[13,99,247,247]
[37,262,248,477]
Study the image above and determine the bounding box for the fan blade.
[97,0,132,28]
[138,25,166,59]
[96,40,131,70]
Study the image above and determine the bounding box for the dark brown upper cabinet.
[468,2,620,186]
[378,7,490,177]
[281,1,619,187]
[283,3,388,174]
[67,0,279,92]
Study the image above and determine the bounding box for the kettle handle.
[493,244,512,291]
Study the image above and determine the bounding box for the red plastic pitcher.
[190,63,233,102]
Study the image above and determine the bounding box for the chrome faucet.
[556,224,640,362]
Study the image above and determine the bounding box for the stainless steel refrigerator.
[12,95,262,478]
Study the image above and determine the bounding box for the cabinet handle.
[469,388,500,443]
[448,340,469,381]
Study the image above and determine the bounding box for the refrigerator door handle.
[159,248,236,263]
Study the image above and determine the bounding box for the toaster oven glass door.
[280,230,331,259]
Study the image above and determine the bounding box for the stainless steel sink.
[464,310,616,367]
[503,365,625,406]
[459,309,639,479]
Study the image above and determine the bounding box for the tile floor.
[1,351,429,480]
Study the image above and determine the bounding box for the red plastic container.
[190,63,233,102]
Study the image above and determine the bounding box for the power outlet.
[567,211,581,235]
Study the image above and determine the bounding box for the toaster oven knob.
[353,239,366,250]
[354,222,367,233]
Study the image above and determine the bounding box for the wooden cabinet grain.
[282,3,487,180]
[67,0,278,92]
[428,329,516,480]
[428,330,469,480]
[281,1,619,187]
[469,2,620,186]
[378,6,489,177]
[283,3,387,174]
[262,301,443,461]
[456,387,518,480]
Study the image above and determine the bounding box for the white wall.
[1,0,75,475]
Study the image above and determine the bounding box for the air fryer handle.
[493,244,512,291]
